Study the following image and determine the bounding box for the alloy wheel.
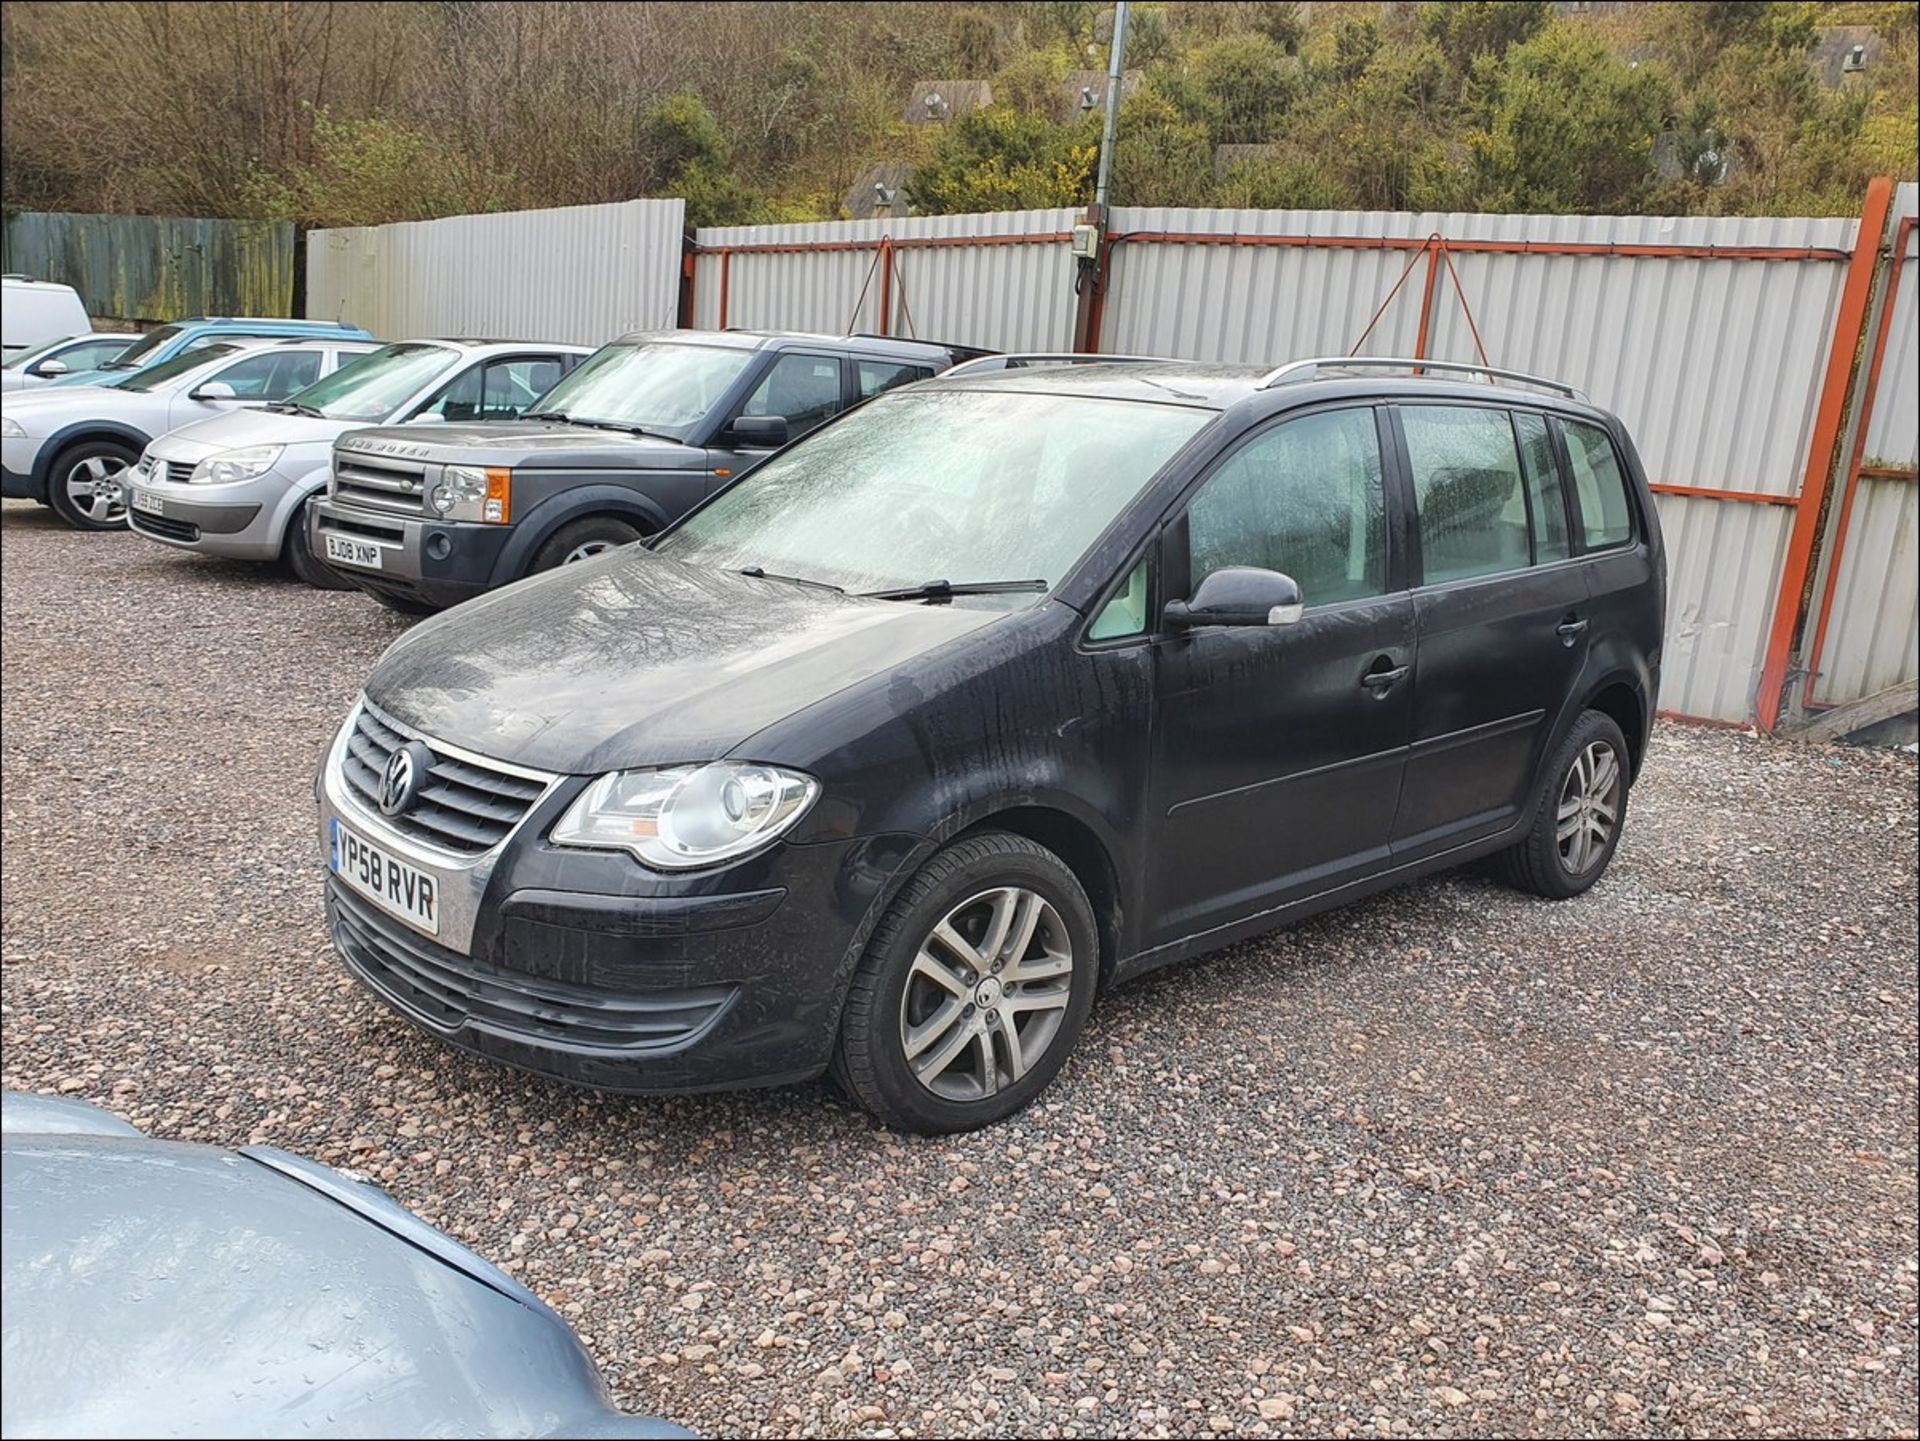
[562,540,616,564]
[1556,740,1621,874]
[898,886,1075,1102]
[63,456,129,526]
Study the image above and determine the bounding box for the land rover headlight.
[430,464,511,523]
[190,444,283,484]
[551,763,819,870]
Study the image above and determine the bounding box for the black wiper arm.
[521,409,573,422]
[562,416,673,441]
[267,401,321,416]
[738,565,845,593]
[860,578,1049,603]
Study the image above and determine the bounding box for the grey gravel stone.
[3,503,1916,1438]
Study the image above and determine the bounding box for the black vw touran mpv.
[319,355,1664,1133]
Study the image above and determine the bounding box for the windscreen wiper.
[739,565,844,593]
[267,401,322,416]
[861,578,1049,603]
[546,415,674,442]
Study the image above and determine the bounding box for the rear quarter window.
[1562,420,1634,550]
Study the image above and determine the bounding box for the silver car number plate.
[131,488,164,516]
[330,817,440,935]
[324,533,383,570]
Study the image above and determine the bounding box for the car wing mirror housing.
[193,380,238,400]
[730,414,789,447]
[1164,566,1304,629]
[34,358,68,376]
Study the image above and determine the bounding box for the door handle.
[1556,616,1590,645]
[1360,664,1409,692]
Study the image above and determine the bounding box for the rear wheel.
[284,496,353,590]
[833,831,1100,1133]
[45,439,140,530]
[529,516,644,575]
[1489,709,1631,899]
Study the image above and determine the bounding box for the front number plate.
[131,488,164,516]
[324,533,384,570]
[330,817,440,935]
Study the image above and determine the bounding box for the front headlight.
[190,444,283,484]
[430,464,511,523]
[550,762,819,871]
[1,415,25,438]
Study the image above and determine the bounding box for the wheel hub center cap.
[973,976,1005,1009]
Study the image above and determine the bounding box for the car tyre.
[529,517,644,574]
[832,831,1100,1134]
[284,497,354,590]
[1489,709,1632,899]
[45,439,140,531]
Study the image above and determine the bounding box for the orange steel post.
[1755,176,1895,733]
[1803,212,1915,708]
[717,250,731,330]
[877,237,893,336]
[1413,241,1442,362]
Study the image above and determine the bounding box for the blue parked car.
[47,316,374,387]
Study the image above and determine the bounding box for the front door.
[1388,403,1593,859]
[1148,406,1416,945]
[706,350,847,490]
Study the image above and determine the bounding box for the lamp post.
[1073,1,1130,351]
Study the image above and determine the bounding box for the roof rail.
[844,331,996,362]
[1259,356,1586,402]
[942,351,1189,379]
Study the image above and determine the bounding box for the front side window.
[659,389,1212,601]
[528,340,755,436]
[208,349,322,399]
[288,342,460,421]
[422,356,566,422]
[1401,405,1531,584]
[739,353,845,438]
[1563,420,1633,550]
[1186,408,1387,606]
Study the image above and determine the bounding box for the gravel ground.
[3,500,1916,1440]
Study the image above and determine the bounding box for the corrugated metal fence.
[305,199,685,348]
[2,211,294,322]
[691,209,1080,350]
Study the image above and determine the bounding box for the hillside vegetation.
[2,1,1913,228]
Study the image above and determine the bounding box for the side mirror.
[402,410,447,424]
[193,380,238,400]
[33,359,68,377]
[729,414,789,447]
[1163,566,1304,629]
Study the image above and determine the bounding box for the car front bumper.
[308,498,511,610]
[315,707,914,1093]
[125,468,292,560]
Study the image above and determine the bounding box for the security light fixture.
[1843,44,1867,73]
[923,92,947,119]
[873,183,897,209]
[1080,85,1098,111]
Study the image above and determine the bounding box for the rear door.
[1388,403,1590,861]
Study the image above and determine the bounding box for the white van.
[2,277,93,359]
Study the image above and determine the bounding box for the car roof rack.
[843,331,997,362]
[941,351,1190,379]
[1258,356,1586,402]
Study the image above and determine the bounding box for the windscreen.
[524,341,755,436]
[280,343,461,421]
[658,388,1213,601]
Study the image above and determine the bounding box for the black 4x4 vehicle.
[318,354,1664,1134]
[309,329,983,611]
